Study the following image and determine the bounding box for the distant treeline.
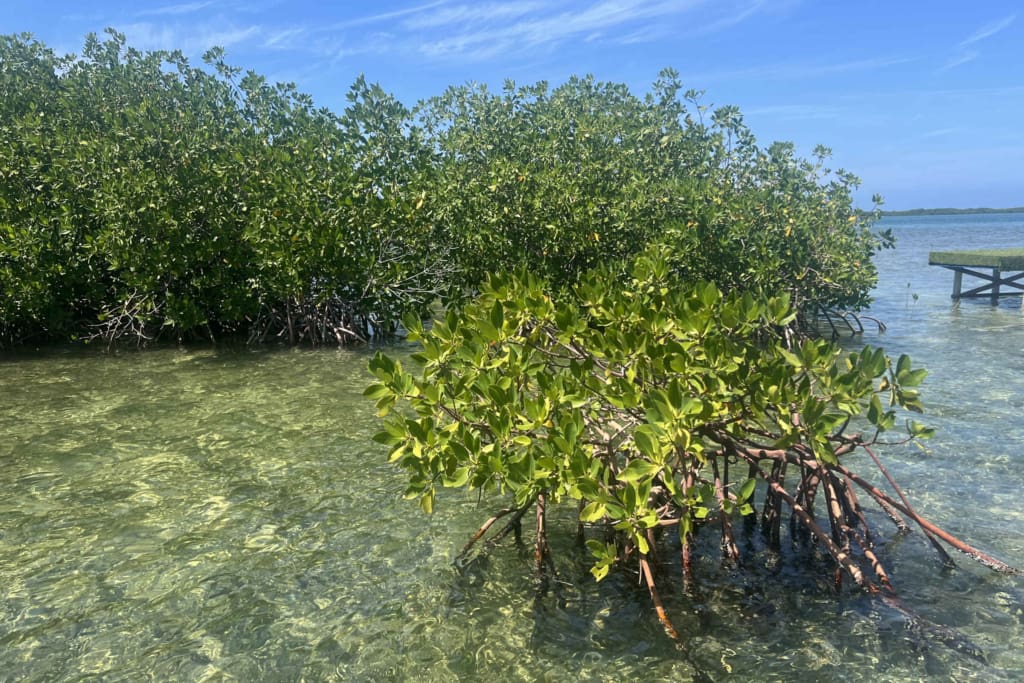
[878,207,1024,217]
[1,30,889,348]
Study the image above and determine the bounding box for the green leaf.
[736,477,756,503]
[632,425,660,459]
[443,466,471,487]
[778,347,802,368]
[579,501,607,522]
[635,532,650,555]
[907,419,935,439]
[489,300,504,332]
[901,368,928,388]
[867,394,883,426]
[617,459,661,483]
[372,430,401,446]
[363,382,391,400]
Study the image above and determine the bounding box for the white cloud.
[322,1,451,30]
[402,2,547,30]
[743,103,844,121]
[263,27,306,49]
[137,2,217,17]
[690,0,770,36]
[959,13,1016,47]
[939,50,979,71]
[118,21,262,54]
[918,127,962,139]
[414,0,708,61]
[203,0,781,66]
[691,55,917,84]
[126,0,781,67]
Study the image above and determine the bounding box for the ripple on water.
[2,254,1024,681]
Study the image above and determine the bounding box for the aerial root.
[456,501,534,565]
[833,461,1019,574]
[740,451,868,587]
[876,591,987,662]
[860,444,954,566]
[681,469,697,590]
[457,506,518,561]
[640,552,680,640]
[712,458,740,563]
[535,493,553,578]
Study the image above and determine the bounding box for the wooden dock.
[928,248,1024,301]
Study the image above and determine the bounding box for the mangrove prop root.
[760,459,781,538]
[874,494,911,533]
[576,499,586,547]
[451,436,1016,660]
[861,444,952,565]
[743,453,868,587]
[876,592,986,662]
[640,553,681,641]
[834,463,1019,574]
[457,507,517,560]
[681,469,696,590]
[712,458,740,563]
[482,502,534,551]
[821,469,845,546]
[821,473,851,591]
[765,444,1016,574]
[851,526,895,592]
[535,493,550,575]
[841,474,872,540]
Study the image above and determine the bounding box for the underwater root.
[454,435,1017,663]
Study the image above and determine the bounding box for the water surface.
[1,213,1023,681]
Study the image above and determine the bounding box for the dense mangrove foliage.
[0,31,443,347]
[369,254,1019,655]
[2,30,890,348]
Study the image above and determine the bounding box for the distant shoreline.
[875,207,1024,217]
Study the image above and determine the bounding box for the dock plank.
[928,248,1024,300]
[928,248,1024,270]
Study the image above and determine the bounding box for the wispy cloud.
[692,55,916,84]
[940,13,1016,72]
[610,25,676,45]
[324,1,450,30]
[402,2,547,30]
[939,49,979,71]
[202,0,777,66]
[690,0,770,36]
[249,1,450,58]
[264,27,306,49]
[743,103,845,121]
[136,2,217,17]
[959,13,1016,47]
[118,21,262,54]
[919,127,962,139]
[411,0,708,61]
[111,0,785,68]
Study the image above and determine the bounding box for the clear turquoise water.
[1,214,1022,681]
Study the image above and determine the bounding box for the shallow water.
[1,214,1023,681]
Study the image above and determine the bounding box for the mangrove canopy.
[1,30,890,347]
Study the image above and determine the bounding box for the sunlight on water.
[1,214,1023,680]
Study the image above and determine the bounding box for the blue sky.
[4,1,1022,210]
